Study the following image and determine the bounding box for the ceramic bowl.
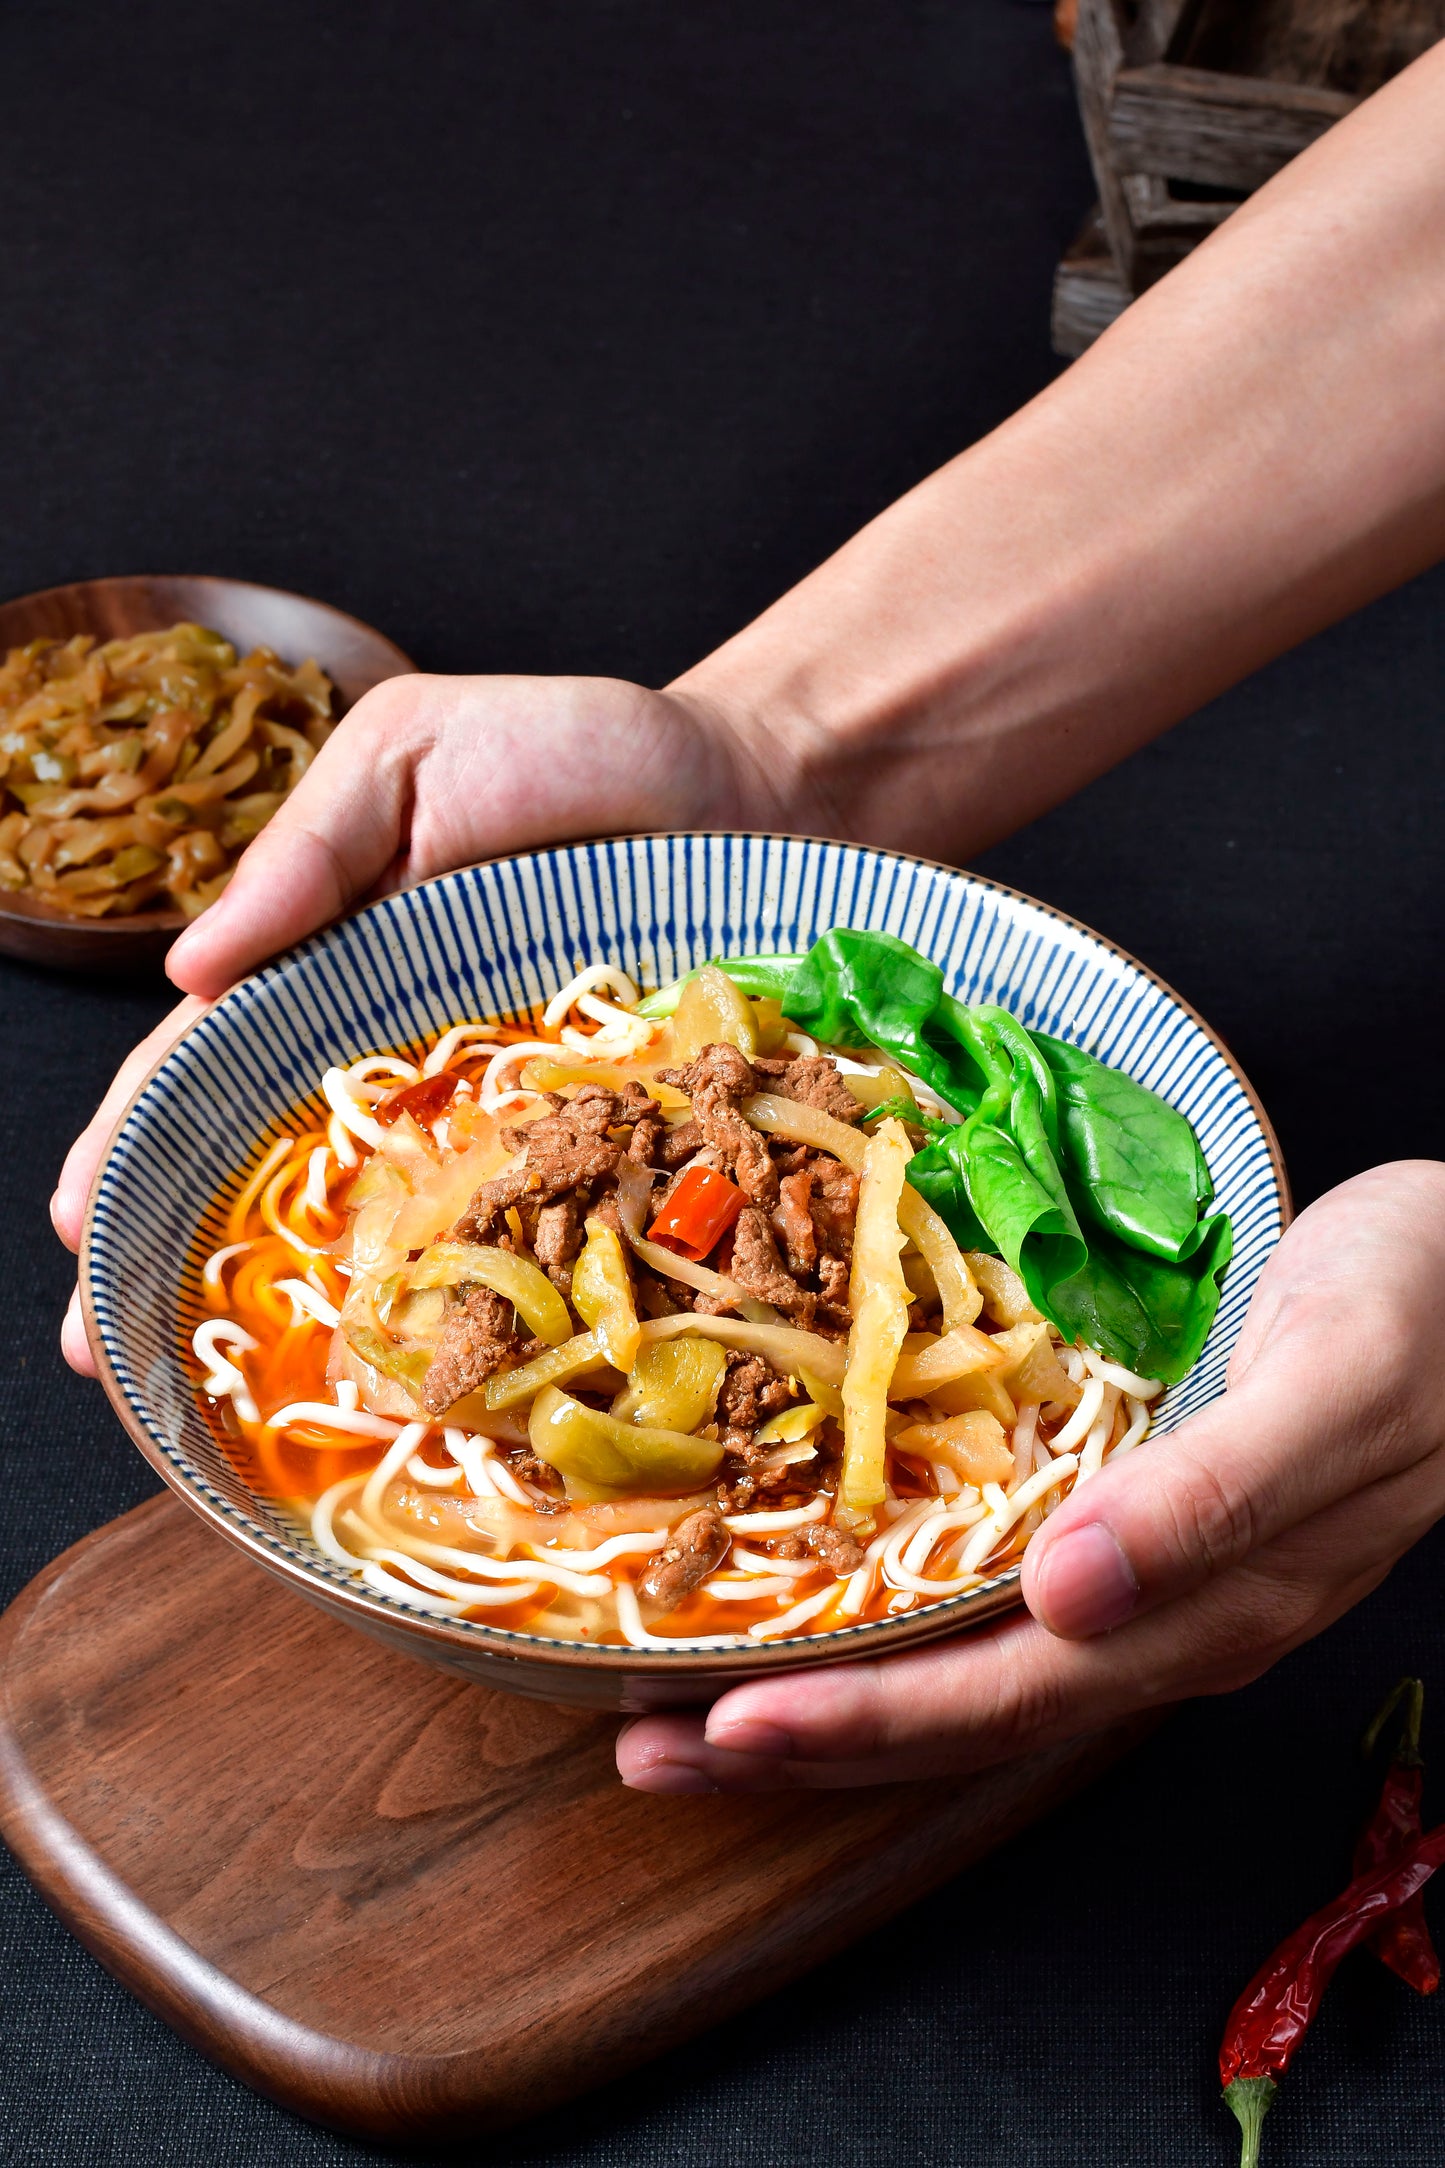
[82,836,1288,1710]
[0,574,415,971]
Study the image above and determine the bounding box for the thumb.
[1017,1369,1333,1640]
[1021,1166,1445,1638]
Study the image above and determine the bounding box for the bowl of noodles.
[81,835,1288,1710]
[0,574,414,969]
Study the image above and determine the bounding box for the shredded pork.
[656,1044,778,1206]
[422,1286,523,1414]
[429,1041,865,1497]
[638,1507,730,1611]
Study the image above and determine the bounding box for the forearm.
[677,41,1445,859]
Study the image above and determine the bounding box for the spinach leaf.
[712,954,802,1002]
[1047,1213,1234,1383]
[904,1125,991,1250]
[1035,1032,1214,1262]
[907,1054,1085,1315]
[780,929,963,1101]
[635,955,801,1019]
[929,995,1009,1111]
[937,999,1058,1142]
[963,1105,1088,1316]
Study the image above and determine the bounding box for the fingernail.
[702,1716,794,1758]
[621,1764,719,1796]
[1032,1522,1138,1638]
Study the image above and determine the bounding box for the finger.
[615,1716,727,1795]
[167,674,434,998]
[618,1467,1426,1792]
[1023,1163,1445,1638]
[61,1285,96,1378]
[51,996,209,1252]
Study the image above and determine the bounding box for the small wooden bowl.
[0,574,416,972]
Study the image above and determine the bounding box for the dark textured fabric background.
[1,3,1443,2163]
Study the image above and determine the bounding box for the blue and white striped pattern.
[86,836,1286,1646]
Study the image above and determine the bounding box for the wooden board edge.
[0,1514,412,2137]
[0,1504,1158,2144]
[0,1737,406,2134]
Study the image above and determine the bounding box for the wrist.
[656,680,831,840]
[669,443,1079,860]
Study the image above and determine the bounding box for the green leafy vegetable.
[705,955,799,1003]
[861,1094,934,1130]
[1048,1218,1233,1386]
[785,928,937,1054]
[1034,1032,1215,1261]
[901,1124,990,1251]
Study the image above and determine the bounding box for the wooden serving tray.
[0,1494,1147,2144]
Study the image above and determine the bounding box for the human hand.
[617,1161,1445,1792]
[165,671,774,1000]
[51,670,783,1373]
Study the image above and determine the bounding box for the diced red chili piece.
[376,1073,458,1128]
[648,1163,745,1260]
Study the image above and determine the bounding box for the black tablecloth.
[2,4,1443,2162]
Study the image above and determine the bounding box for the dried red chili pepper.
[1220,1823,1445,2165]
[1355,1677,1439,1996]
[376,1073,458,1128]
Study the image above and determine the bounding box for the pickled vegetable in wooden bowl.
[0,624,333,920]
[0,575,414,971]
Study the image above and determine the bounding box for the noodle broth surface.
[187,968,1159,1649]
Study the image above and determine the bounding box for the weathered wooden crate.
[1051,210,1130,361]
[1054,0,1445,352]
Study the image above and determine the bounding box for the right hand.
[617,1162,1445,1791]
[51,670,786,1371]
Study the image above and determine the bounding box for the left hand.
[618,1161,1445,1792]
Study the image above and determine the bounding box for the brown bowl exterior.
[0,574,415,971]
